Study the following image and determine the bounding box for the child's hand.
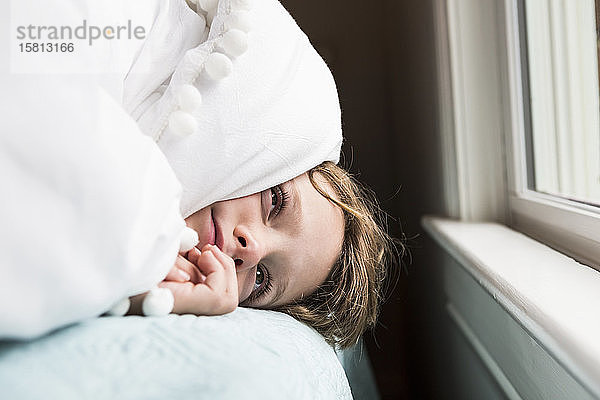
[165,253,205,284]
[159,245,238,315]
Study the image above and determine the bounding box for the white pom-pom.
[218,29,248,58]
[203,52,233,80]
[224,12,252,33]
[106,297,131,316]
[197,0,218,14]
[168,111,197,136]
[230,0,252,11]
[177,84,203,112]
[142,287,175,316]
[180,226,199,253]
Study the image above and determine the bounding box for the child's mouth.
[208,210,216,246]
[211,210,224,250]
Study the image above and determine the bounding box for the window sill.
[422,216,600,397]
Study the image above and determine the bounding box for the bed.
[0,308,380,399]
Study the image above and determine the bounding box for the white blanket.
[0,0,343,340]
[1,1,187,338]
[0,76,186,338]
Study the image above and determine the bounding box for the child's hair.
[274,161,400,349]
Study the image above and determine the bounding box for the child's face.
[185,172,344,308]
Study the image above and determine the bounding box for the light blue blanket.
[0,308,351,399]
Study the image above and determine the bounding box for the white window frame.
[504,0,600,270]
[434,0,600,270]
[523,1,600,202]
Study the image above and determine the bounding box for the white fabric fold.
[126,0,343,218]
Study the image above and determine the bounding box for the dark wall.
[279,1,450,399]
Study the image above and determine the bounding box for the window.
[523,0,600,205]
[504,0,600,269]
[434,0,600,270]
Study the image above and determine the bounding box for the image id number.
[19,42,74,53]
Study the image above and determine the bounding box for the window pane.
[523,0,600,205]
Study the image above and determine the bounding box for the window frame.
[503,0,600,270]
[434,0,600,270]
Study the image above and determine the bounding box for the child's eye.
[251,264,273,300]
[253,266,266,290]
[268,185,289,219]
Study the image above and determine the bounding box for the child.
[119,0,398,349]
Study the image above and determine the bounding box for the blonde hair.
[275,161,400,349]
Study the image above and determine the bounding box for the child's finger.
[195,250,227,293]
[224,263,238,297]
[158,281,196,314]
[165,266,191,282]
[201,245,238,300]
[194,247,222,274]
[186,246,201,265]
[208,247,238,296]
[174,254,205,283]
[160,280,235,315]
[206,245,236,270]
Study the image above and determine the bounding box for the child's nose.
[232,226,263,271]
